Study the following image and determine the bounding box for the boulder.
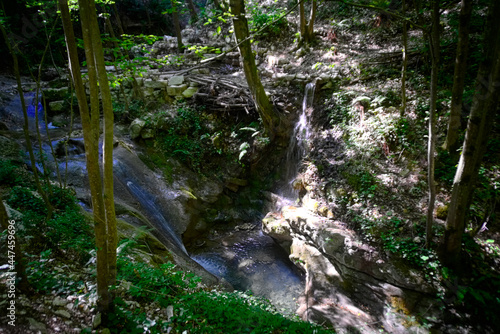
[129,119,146,139]
[28,318,47,334]
[141,128,155,139]
[182,86,198,98]
[168,75,185,86]
[144,80,168,89]
[263,205,441,333]
[49,100,65,113]
[167,84,188,96]
[43,87,69,101]
[0,136,21,159]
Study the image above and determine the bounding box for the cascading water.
[279,81,316,202]
[2,79,316,318]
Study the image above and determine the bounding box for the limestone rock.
[263,204,441,331]
[49,100,65,113]
[182,86,198,98]
[141,128,155,139]
[53,296,68,307]
[129,119,146,139]
[54,309,71,319]
[168,75,185,86]
[144,80,168,89]
[0,136,21,159]
[167,84,188,96]
[92,313,101,328]
[28,318,47,334]
[43,87,69,101]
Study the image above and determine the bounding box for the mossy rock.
[436,204,449,220]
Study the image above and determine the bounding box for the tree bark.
[298,0,316,44]
[186,0,198,23]
[230,0,283,139]
[85,0,118,290]
[443,0,500,268]
[400,0,407,116]
[426,0,440,248]
[171,0,184,53]
[0,22,52,219]
[443,0,472,162]
[59,0,112,318]
[0,200,29,293]
[112,2,125,36]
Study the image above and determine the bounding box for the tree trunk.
[298,0,316,44]
[212,0,224,12]
[443,0,472,162]
[307,0,317,40]
[85,0,118,290]
[400,0,407,116]
[230,0,283,139]
[60,0,112,318]
[0,22,52,219]
[0,200,29,293]
[443,0,500,268]
[186,0,198,23]
[426,0,440,248]
[171,0,184,53]
[112,2,125,36]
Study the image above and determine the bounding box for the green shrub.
[247,1,288,38]
[156,106,218,172]
[0,159,30,186]
[7,186,47,216]
[47,209,93,256]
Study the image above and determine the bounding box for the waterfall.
[125,181,188,255]
[279,81,316,201]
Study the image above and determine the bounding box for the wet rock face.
[262,205,442,333]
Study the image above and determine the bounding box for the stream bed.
[188,224,305,315]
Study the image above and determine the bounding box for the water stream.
[2,82,317,317]
[190,82,317,313]
[279,81,316,202]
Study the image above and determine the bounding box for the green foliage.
[169,291,332,334]
[156,106,219,172]
[113,99,146,122]
[26,249,87,294]
[247,0,288,38]
[7,185,93,259]
[0,159,31,186]
[47,209,93,255]
[355,214,438,271]
[327,91,353,125]
[7,186,47,216]
[435,149,456,186]
[345,169,378,199]
[117,255,201,306]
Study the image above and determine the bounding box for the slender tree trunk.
[299,1,306,43]
[298,0,316,44]
[59,0,110,318]
[307,0,317,39]
[426,0,440,248]
[112,3,125,36]
[443,0,500,268]
[443,0,472,162]
[171,0,184,53]
[0,200,29,293]
[212,0,223,12]
[85,0,118,290]
[400,0,408,116]
[186,0,198,23]
[0,22,52,219]
[230,0,283,139]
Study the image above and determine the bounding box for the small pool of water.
[189,226,304,315]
